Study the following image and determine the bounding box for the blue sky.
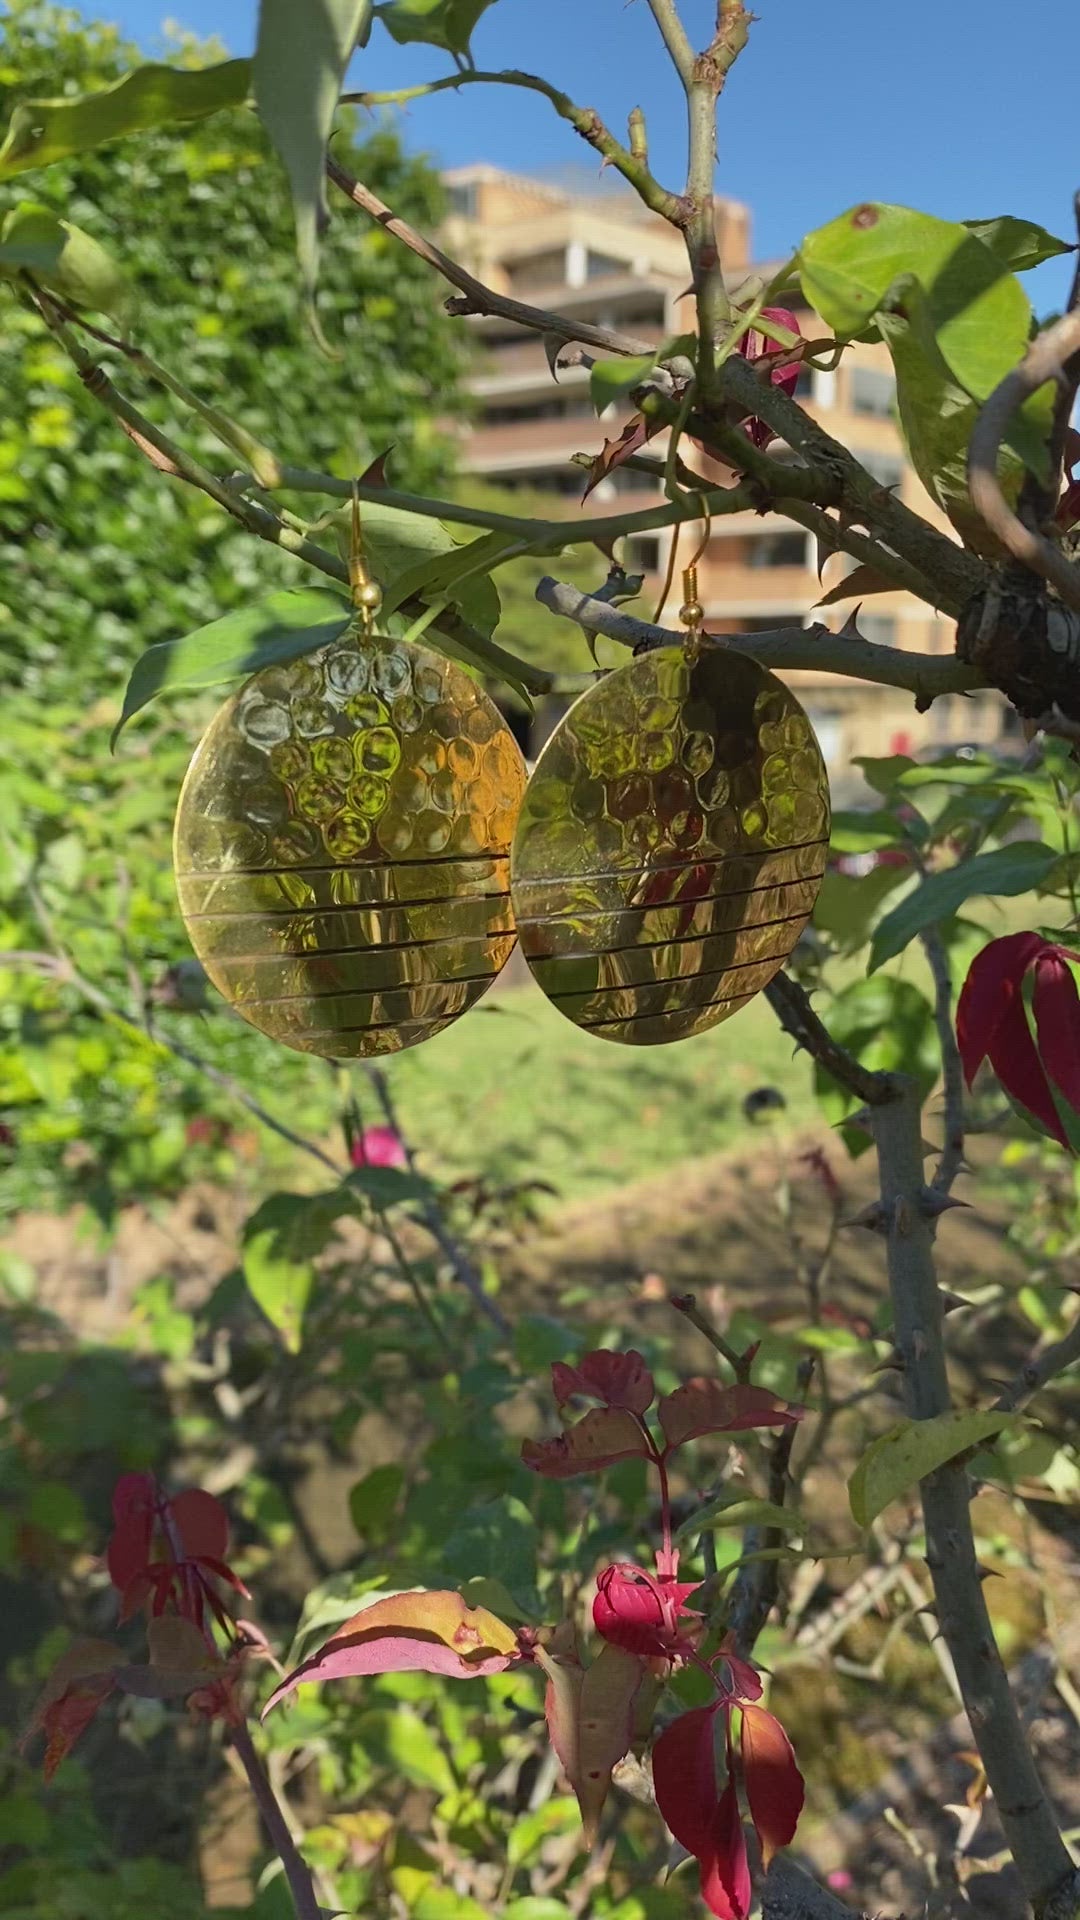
[73,0,1078,309]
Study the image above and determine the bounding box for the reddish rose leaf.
[658,1381,804,1453]
[702,1772,751,1920]
[21,1639,125,1780]
[106,1472,156,1593]
[581,414,657,500]
[652,1703,722,1860]
[576,1643,643,1845]
[1033,951,1080,1113]
[522,1406,653,1478]
[989,993,1069,1148]
[536,1619,583,1784]
[956,932,1045,1086]
[550,1348,655,1414]
[169,1488,230,1562]
[714,1640,764,1705]
[740,1702,805,1868]
[263,1590,519,1715]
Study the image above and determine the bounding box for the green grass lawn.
[380,979,818,1203]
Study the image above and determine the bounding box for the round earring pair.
[174,553,829,1058]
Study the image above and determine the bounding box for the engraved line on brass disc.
[538,909,814,979]
[237,969,502,1008]
[176,852,512,880]
[201,929,512,966]
[183,888,510,922]
[546,947,799,1005]
[516,876,825,935]
[514,839,831,893]
[581,988,760,1031]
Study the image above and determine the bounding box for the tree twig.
[325,156,650,357]
[992,1311,1080,1414]
[968,311,1080,613]
[764,972,900,1107]
[728,1353,815,1658]
[344,71,682,222]
[230,1721,321,1920]
[919,918,966,1194]
[872,1077,1079,1919]
[534,576,984,701]
[669,1289,747,1378]
[646,0,695,87]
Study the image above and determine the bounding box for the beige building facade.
[442,167,1009,793]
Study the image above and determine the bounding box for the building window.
[497,468,582,496]
[850,366,896,418]
[447,181,478,218]
[506,250,567,292]
[855,447,905,490]
[746,532,807,569]
[606,467,656,494]
[858,615,897,648]
[482,397,593,426]
[625,536,661,573]
[793,365,813,398]
[618,302,668,333]
[585,249,626,281]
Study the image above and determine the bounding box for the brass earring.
[173,494,526,1057]
[509,559,831,1046]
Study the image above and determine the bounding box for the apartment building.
[442,166,1009,792]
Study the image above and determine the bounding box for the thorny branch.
[873,1079,1080,1919]
[534,576,985,702]
[992,1311,1080,1414]
[919,916,967,1195]
[764,972,900,1108]
[968,310,1080,614]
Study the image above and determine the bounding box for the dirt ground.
[8,1125,1080,1917]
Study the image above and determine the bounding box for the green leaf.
[1,203,130,320]
[345,1164,434,1208]
[358,1706,456,1795]
[0,58,251,178]
[373,0,499,56]
[813,864,912,952]
[849,1410,1016,1526]
[829,808,908,853]
[814,977,938,1152]
[506,1799,580,1870]
[799,203,1036,407]
[441,1497,540,1618]
[962,216,1073,275]
[254,1,368,318]
[112,588,352,743]
[349,1464,405,1539]
[868,841,1061,971]
[589,352,660,414]
[382,527,520,622]
[242,1192,321,1353]
[503,1903,576,1920]
[676,1496,805,1541]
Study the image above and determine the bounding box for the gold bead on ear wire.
[172,486,527,1058]
[509,539,831,1047]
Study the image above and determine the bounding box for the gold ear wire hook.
[350,481,383,638]
[679,500,711,656]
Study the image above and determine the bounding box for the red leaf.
[535,1631,643,1845]
[169,1488,230,1563]
[702,1774,752,1920]
[551,1348,655,1414]
[106,1473,156,1594]
[652,1703,723,1860]
[989,992,1069,1148]
[658,1381,804,1453]
[537,1619,583,1783]
[263,1590,519,1715]
[1033,950,1080,1113]
[740,1702,805,1868]
[21,1639,124,1781]
[955,932,1045,1087]
[581,414,657,500]
[522,1406,653,1478]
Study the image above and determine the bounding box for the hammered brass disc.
[510,646,830,1046]
[174,633,527,1057]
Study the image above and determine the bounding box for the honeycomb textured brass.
[174,633,526,1057]
[510,646,830,1046]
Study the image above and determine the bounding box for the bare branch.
[325,156,650,357]
[968,311,1080,613]
[646,0,696,87]
[764,972,900,1107]
[873,1078,1077,1916]
[919,918,966,1195]
[343,71,683,223]
[728,1353,815,1658]
[992,1310,1080,1414]
[534,576,986,702]
[762,1858,871,1920]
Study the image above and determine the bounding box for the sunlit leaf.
[373,0,499,56]
[868,843,1061,972]
[962,215,1073,274]
[1,202,130,320]
[521,1406,653,1478]
[264,1589,520,1713]
[849,1410,1016,1526]
[658,1380,803,1453]
[0,58,250,178]
[254,0,369,316]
